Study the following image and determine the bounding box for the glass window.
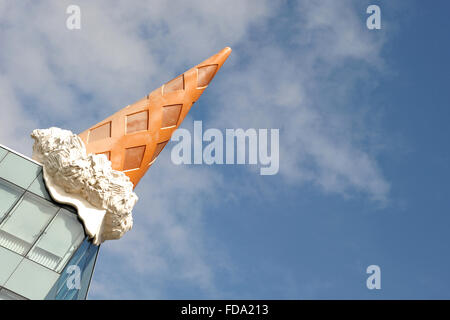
[0,192,59,255]
[78,244,99,299]
[0,147,7,162]
[0,152,41,189]
[27,209,85,272]
[44,238,99,300]
[0,247,23,286]
[0,287,27,300]
[0,178,24,222]
[28,172,52,201]
[4,259,59,300]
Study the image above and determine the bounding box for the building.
[0,144,99,300]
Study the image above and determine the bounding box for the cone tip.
[218,47,232,60]
[223,46,232,56]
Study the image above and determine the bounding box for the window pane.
[78,244,99,299]
[0,288,27,300]
[4,258,59,300]
[0,246,23,286]
[44,238,99,300]
[0,152,41,189]
[0,193,59,255]
[27,172,52,201]
[0,179,24,222]
[27,209,85,272]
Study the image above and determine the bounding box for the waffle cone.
[79,47,231,187]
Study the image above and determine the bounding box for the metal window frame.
[0,143,100,300]
[0,177,26,225]
[0,147,87,274]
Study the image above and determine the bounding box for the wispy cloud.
[94,154,226,297]
[211,0,390,202]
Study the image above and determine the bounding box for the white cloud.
[210,0,390,202]
[0,0,272,133]
[88,149,229,298]
[0,76,37,153]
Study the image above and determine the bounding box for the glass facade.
[0,145,99,300]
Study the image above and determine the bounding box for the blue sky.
[0,0,449,299]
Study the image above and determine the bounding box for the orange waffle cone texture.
[79,47,232,188]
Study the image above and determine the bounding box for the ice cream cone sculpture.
[78,47,231,187]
